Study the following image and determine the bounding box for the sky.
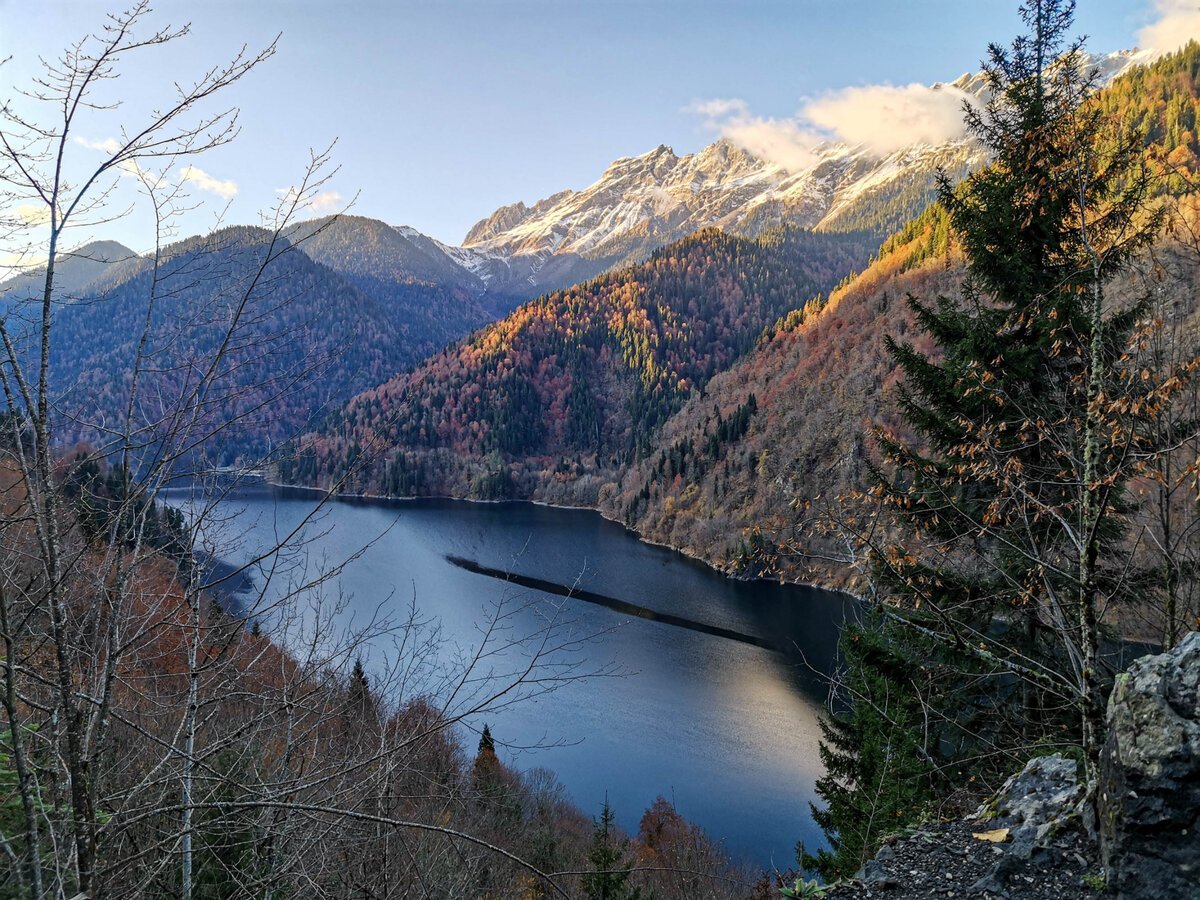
[0,0,1195,258]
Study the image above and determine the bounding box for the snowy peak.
[459,135,789,269]
[274,48,1162,306]
[463,189,576,246]
[948,47,1152,99]
[463,200,532,246]
[449,46,1159,293]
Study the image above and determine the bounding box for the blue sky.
[0,1,1186,253]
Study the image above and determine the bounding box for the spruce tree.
[582,801,641,900]
[874,0,1162,778]
[810,0,1181,875]
[801,615,936,879]
[346,658,373,721]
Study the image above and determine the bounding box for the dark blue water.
[166,483,853,868]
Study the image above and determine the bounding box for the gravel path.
[822,819,1106,899]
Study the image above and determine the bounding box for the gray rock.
[854,844,899,889]
[968,869,1010,898]
[963,753,1084,894]
[980,753,1083,841]
[1100,631,1200,899]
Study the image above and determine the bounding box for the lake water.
[165,483,854,868]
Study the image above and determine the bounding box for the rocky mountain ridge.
[6,51,1150,311]
[447,49,1150,294]
[278,50,1146,301]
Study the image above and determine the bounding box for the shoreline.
[263,477,863,601]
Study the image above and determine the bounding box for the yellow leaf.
[972,828,1011,843]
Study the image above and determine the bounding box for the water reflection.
[165,484,854,866]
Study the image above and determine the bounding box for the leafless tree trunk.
[0,6,622,898]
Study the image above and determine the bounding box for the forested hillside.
[294,42,1200,599]
[21,226,413,463]
[5,224,511,465]
[285,214,526,320]
[611,41,1200,589]
[0,239,139,303]
[288,227,874,494]
[605,206,960,585]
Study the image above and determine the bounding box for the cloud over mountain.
[804,82,976,154]
[691,80,976,171]
[1139,0,1200,57]
[179,165,239,199]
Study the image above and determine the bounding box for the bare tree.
[0,6,621,898]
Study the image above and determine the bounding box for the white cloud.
[690,80,976,170]
[179,165,238,199]
[308,190,343,213]
[688,98,751,120]
[75,136,123,155]
[74,138,159,184]
[804,83,975,156]
[722,118,824,172]
[15,203,49,226]
[1138,0,1200,57]
[688,97,823,172]
[275,186,343,215]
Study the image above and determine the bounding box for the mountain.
[292,42,1200,587]
[453,49,1149,295]
[287,226,875,494]
[1,239,141,303]
[289,215,488,292]
[606,208,960,586]
[571,43,1200,587]
[4,225,515,465]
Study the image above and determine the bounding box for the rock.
[854,844,899,889]
[960,753,1084,893]
[980,753,1083,842]
[968,869,1010,898]
[1100,631,1200,899]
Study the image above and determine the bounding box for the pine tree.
[582,801,641,900]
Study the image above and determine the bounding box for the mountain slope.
[4,226,506,465]
[289,215,488,291]
[289,227,875,493]
[596,42,1200,586]
[603,209,960,585]
[293,42,1200,588]
[1,239,140,303]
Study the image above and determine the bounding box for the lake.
[165,482,854,868]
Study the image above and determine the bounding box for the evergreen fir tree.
[874,0,1161,775]
[582,800,641,900]
[346,658,373,721]
[471,723,500,790]
[801,616,935,879]
[810,0,1179,875]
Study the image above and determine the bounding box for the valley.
[4,4,1200,897]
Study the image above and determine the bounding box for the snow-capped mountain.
[280,49,1152,302]
[448,133,970,294]
[444,48,1150,295]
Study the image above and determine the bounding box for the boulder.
[980,752,1084,844]
[1100,631,1200,899]
[961,753,1084,895]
